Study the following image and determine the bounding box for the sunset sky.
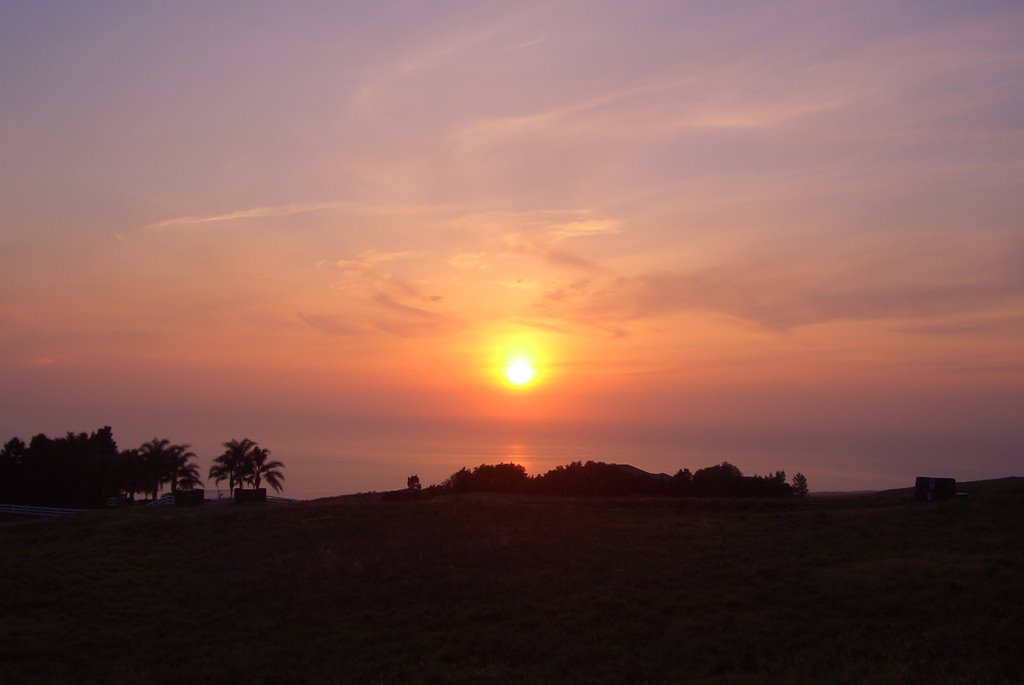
[2,1,1023,495]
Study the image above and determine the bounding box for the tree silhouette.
[138,438,174,500]
[209,438,256,495]
[0,437,27,503]
[117,448,147,502]
[0,427,123,506]
[791,472,809,497]
[248,445,285,493]
[445,467,472,492]
[690,462,744,496]
[407,474,421,491]
[444,463,529,494]
[137,438,201,498]
[208,438,285,495]
[0,427,290,507]
[168,444,203,492]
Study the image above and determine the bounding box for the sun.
[503,357,536,386]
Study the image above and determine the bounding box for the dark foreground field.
[2,481,1023,684]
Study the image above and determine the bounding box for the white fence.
[0,503,85,518]
[2,492,297,517]
[146,493,176,507]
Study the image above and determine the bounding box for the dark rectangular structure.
[914,477,956,502]
[234,488,267,504]
[174,490,205,507]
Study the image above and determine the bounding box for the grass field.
[1,480,1022,684]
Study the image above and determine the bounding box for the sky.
[2,1,1023,495]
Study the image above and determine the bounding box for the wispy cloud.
[351,3,549,115]
[310,246,457,338]
[321,250,416,274]
[451,64,851,146]
[296,313,360,337]
[495,278,544,290]
[502,232,609,273]
[369,292,458,338]
[533,234,1024,333]
[449,6,1024,155]
[372,293,439,320]
[147,201,344,230]
[620,270,1024,331]
[496,212,622,274]
[513,318,567,334]
[448,250,489,270]
[547,218,621,241]
[451,73,700,140]
[895,315,1024,338]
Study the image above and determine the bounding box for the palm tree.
[137,438,204,498]
[137,438,173,500]
[247,446,285,493]
[209,438,256,496]
[167,443,203,492]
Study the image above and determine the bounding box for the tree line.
[397,460,808,500]
[0,426,284,508]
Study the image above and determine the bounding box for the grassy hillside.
[1,483,1022,684]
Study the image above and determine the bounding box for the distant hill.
[610,463,673,481]
[956,476,1024,493]
[882,476,1024,496]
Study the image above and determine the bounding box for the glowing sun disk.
[504,358,535,386]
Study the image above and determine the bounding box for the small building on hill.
[234,488,267,504]
[174,490,204,507]
[915,476,956,502]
